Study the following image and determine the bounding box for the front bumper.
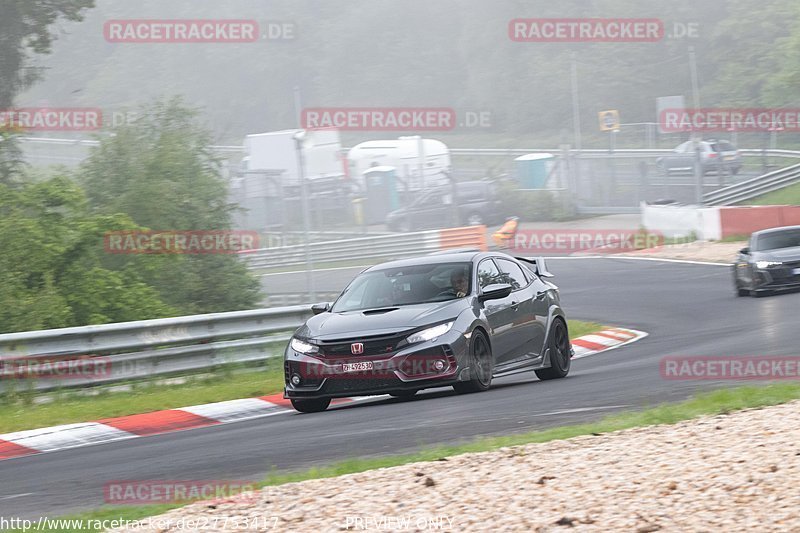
[284,330,470,400]
[752,265,800,292]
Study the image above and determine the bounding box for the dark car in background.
[656,139,741,176]
[385,180,502,231]
[734,225,800,297]
[284,250,573,412]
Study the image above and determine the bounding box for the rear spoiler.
[515,256,554,278]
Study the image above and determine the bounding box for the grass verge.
[0,320,603,433]
[745,181,800,206]
[6,382,800,532]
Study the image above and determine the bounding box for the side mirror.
[739,247,750,255]
[479,283,513,302]
[311,302,330,315]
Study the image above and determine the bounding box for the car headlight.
[407,322,454,344]
[290,337,319,355]
[755,261,782,269]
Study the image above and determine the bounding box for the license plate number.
[342,361,373,372]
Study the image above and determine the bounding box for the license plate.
[793,268,800,275]
[724,156,735,161]
[342,361,373,372]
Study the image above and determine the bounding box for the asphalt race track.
[3,258,799,520]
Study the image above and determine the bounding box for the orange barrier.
[719,205,800,238]
[438,225,488,251]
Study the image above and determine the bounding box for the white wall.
[641,203,721,240]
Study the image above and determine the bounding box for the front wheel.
[453,330,493,393]
[535,319,571,380]
[290,397,331,413]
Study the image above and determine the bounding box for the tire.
[453,330,493,393]
[389,390,417,399]
[465,212,484,226]
[535,319,571,381]
[290,397,331,413]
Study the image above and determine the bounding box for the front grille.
[324,376,401,394]
[318,332,409,357]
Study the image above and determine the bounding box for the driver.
[450,269,468,298]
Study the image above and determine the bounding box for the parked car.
[656,139,741,176]
[385,180,502,231]
[283,250,573,412]
[734,225,800,297]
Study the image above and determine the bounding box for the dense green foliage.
[0,100,262,333]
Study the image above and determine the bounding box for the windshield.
[331,262,472,312]
[754,229,800,251]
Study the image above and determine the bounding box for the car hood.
[298,300,468,341]
[754,247,800,262]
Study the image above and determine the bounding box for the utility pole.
[294,131,316,302]
[570,52,582,152]
[689,46,703,205]
[570,52,582,211]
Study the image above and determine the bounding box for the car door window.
[477,259,503,289]
[495,258,529,291]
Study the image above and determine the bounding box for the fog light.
[433,360,446,371]
[290,374,302,386]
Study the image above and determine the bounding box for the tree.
[0,0,95,108]
[79,98,262,315]
[0,176,175,333]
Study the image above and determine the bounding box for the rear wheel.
[453,330,493,393]
[290,397,331,413]
[535,319,571,380]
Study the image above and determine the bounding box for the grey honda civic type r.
[284,249,574,412]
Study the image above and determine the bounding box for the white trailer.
[347,136,450,191]
[243,128,344,185]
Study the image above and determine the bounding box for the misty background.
[16,0,800,147]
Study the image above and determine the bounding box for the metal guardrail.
[19,138,800,160]
[703,162,800,206]
[0,306,313,392]
[240,226,487,270]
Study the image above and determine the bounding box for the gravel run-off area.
[111,400,800,532]
[621,240,746,264]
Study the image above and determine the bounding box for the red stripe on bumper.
[0,439,38,460]
[99,410,219,437]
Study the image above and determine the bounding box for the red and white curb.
[571,327,648,359]
[0,328,646,461]
[0,393,359,461]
